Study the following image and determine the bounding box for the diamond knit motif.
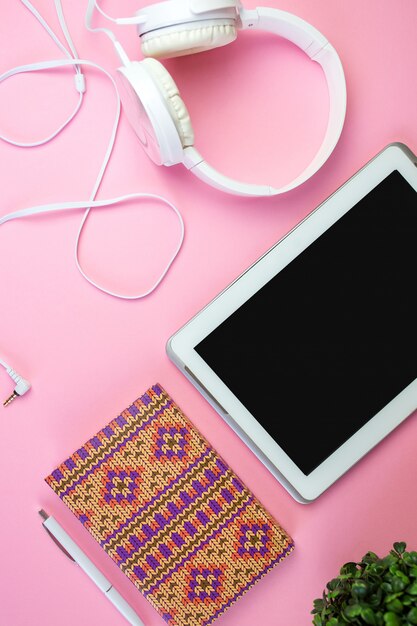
[46,384,294,626]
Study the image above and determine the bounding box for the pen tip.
[38,509,48,521]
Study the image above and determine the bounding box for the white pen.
[39,509,145,626]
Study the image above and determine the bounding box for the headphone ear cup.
[142,58,194,148]
[141,20,237,59]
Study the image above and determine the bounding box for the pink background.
[1,1,417,625]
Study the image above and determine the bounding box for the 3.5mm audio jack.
[1,359,31,407]
[4,389,24,407]
[4,392,18,406]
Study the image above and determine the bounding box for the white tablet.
[167,143,417,503]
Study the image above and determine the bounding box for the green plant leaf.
[407,607,417,624]
[312,598,325,613]
[407,581,417,595]
[363,552,379,563]
[403,553,415,567]
[361,607,377,625]
[352,581,369,599]
[390,578,405,593]
[327,618,342,626]
[327,578,341,591]
[385,598,403,614]
[370,563,387,576]
[343,604,362,619]
[385,592,403,603]
[393,542,406,555]
[375,610,385,626]
[402,594,413,606]
[384,550,400,563]
[368,590,383,608]
[394,570,410,585]
[312,613,323,626]
[341,563,359,576]
[311,543,417,625]
[383,612,401,626]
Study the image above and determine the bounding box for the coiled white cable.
[0,190,185,300]
[0,0,185,300]
[0,0,85,147]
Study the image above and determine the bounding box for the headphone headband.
[182,6,347,196]
[134,0,239,35]
[87,1,347,196]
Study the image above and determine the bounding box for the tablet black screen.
[196,170,417,475]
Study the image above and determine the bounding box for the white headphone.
[0,0,346,403]
[86,0,347,197]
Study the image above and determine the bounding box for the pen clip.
[39,509,75,563]
[42,525,76,562]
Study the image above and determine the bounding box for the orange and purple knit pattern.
[46,384,293,626]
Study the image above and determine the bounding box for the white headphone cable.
[0,0,85,148]
[0,356,31,407]
[91,0,147,27]
[85,0,132,64]
[0,0,184,299]
[0,0,185,403]
[0,187,185,301]
[93,1,119,23]
[0,61,84,148]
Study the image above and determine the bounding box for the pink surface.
[1,1,417,625]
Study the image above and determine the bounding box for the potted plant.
[312,542,417,625]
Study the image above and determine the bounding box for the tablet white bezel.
[167,143,417,502]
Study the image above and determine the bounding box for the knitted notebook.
[46,384,293,626]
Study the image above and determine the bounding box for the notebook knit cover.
[46,384,294,626]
